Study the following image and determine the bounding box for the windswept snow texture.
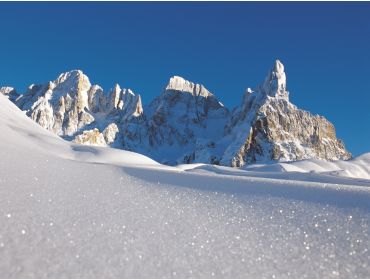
[0,94,369,278]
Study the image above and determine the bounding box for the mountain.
[2,60,351,166]
[145,76,229,164]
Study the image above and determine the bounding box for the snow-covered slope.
[4,60,351,166]
[0,90,369,278]
[243,155,370,180]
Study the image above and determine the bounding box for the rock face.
[146,76,228,164]
[2,60,351,166]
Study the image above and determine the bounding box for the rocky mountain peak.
[54,70,91,95]
[165,76,213,98]
[262,59,288,100]
[273,59,285,74]
[0,86,16,94]
[150,75,226,122]
[108,84,122,110]
[133,94,144,116]
[117,89,144,119]
[55,69,87,83]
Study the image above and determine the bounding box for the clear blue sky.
[0,2,369,156]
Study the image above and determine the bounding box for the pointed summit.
[262,59,288,100]
[108,83,122,110]
[134,94,144,116]
[165,76,188,91]
[165,76,213,98]
[273,59,285,74]
[53,69,92,98]
[55,69,88,84]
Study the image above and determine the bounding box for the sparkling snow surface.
[0,94,369,278]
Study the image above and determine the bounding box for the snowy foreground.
[0,94,369,278]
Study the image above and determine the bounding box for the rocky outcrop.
[1,61,351,166]
[73,123,120,147]
[102,123,119,145]
[0,87,20,102]
[74,128,107,146]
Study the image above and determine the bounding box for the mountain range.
[0,60,351,166]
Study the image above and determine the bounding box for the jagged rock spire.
[109,83,122,110]
[262,59,288,100]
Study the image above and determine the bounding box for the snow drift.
[0,94,369,278]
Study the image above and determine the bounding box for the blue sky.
[0,2,369,156]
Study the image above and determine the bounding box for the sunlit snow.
[0,94,369,278]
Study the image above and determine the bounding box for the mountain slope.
[0,88,370,278]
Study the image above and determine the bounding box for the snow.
[0,94,369,278]
[242,157,370,180]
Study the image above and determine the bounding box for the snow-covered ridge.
[2,60,352,166]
